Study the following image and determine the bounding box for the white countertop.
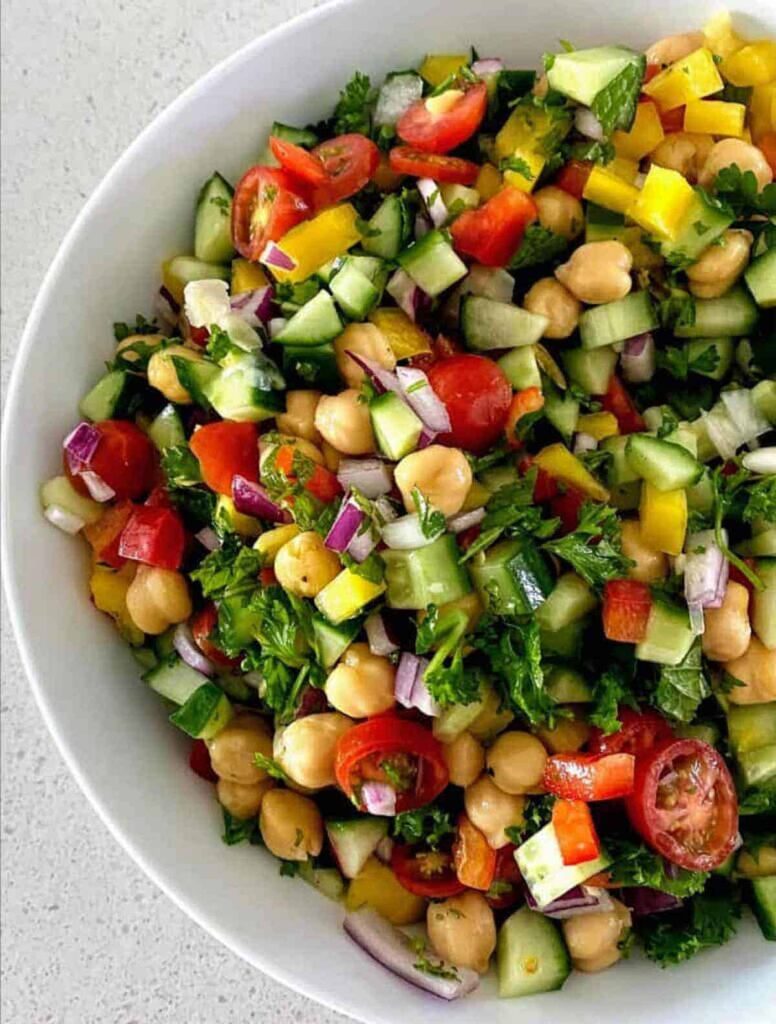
[1,1,348,1019]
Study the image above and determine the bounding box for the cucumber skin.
[497,906,571,998]
[625,434,702,492]
[751,877,776,941]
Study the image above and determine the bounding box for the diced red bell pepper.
[118,506,186,570]
[550,486,586,534]
[189,739,217,782]
[518,454,559,503]
[602,579,652,643]
[260,566,278,587]
[555,160,593,199]
[642,63,662,86]
[601,374,645,435]
[543,752,636,801]
[552,799,601,866]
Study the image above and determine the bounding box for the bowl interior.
[4,0,775,1021]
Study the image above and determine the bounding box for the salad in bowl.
[40,9,775,1003]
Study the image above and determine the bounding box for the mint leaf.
[510,223,568,269]
[654,640,709,723]
[590,54,646,135]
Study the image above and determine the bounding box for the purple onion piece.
[396,366,452,433]
[337,458,394,499]
[414,212,432,241]
[173,623,215,677]
[395,652,421,707]
[361,782,397,816]
[231,474,289,523]
[524,883,613,918]
[620,888,683,916]
[346,524,378,563]
[156,285,181,326]
[417,426,437,449]
[621,332,656,384]
[259,242,296,270]
[447,507,485,534]
[79,470,116,503]
[417,177,448,228]
[345,350,403,396]
[324,496,365,553]
[364,611,400,656]
[230,285,274,326]
[684,529,728,609]
[410,660,439,718]
[63,421,101,472]
[471,58,504,75]
[386,268,424,322]
[195,526,221,551]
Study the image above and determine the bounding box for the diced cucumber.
[194,172,235,264]
[542,382,579,442]
[540,618,588,659]
[276,279,321,316]
[738,745,776,789]
[684,415,718,464]
[270,121,319,148]
[562,346,618,395]
[433,692,487,743]
[625,434,702,491]
[752,379,776,425]
[144,656,209,705]
[479,464,519,492]
[40,476,103,525]
[470,537,554,616]
[203,353,285,423]
[369,391,423,460]
[712,851,735,877]
[132,647,158,672]
[674,287,759,338]
[727,702,776,757]
[546,665,593,703]
[601,435,639,486]
[397,229,467,297]
[326,818,389,879]
[147,404,185,451]
[736,529,776,558]
[585,203,626,244]
[282,342,340,391]
[676,722,720,746]
[79,369,132,421]
[516,822,611,908]
[347,255,388,288]
[535,573,597,632]
[361,194,411,260]
[313,614,361,668]
[547,45,643,108]
[445,265,515,322]
[752,559,776,649]
[275,290,342,346]
[686,468,715,513]
[497,907,571,998]
[171,356,220,409]
[461,295,548,350]
[383,534,472,610]
[751,876,776,941]
[635,600,695,666]
[609,480,642,511]
[330,261,380,320]
[169,681,233,739]
[580,291,658,349]
[662,425,698,458]
[165,255,230,291]
[744,246,776,309]
[498,346,541,389]
[153,629,177,660]
[685,338,735,381]
[297,862,346,901]
[660,187,734,265]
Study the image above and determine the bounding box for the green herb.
[589,667,638,734]
[743,475,776,525]
[221,809,259,845]
[654,640,710,723]
[568,139,616,165]
[505,794,555,844]
[253,752,288,781]
[658,288,696,330]
[279,861,300,877]
[113,313,160,342]
[460,474,559,563]
[543,501,633,589]
[590,54,646,135]
[249,585,308,664]
[331,70,375,136]
[393,805,454,849]
[410,940,460,981]
[656,408,680,439]
[354,215,382,238]
[710,469,763,590]
[206,324,241,363]
[161,445,201,488]
[190,536,263,599]
[657,343,720,381]
[411,487,447,540]
[209,195,230,215]
[638,883,741,966]
[509,223,569,269]
[467,443,510,475]
[416,606,481,707]
[714,165,776,218]
[499,155,534,180]
[739,788,776,816]
[341,550,385,584]
[606,835,709,898]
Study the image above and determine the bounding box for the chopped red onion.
[44,504,85,535]
[395,651,422,706]
[231,474,289,523]
[268,317,288,339]
[574,107,605,141]
[230,285,274,327]
[345,350,403,396]
[382,514,439,550]
[347,524,378,563]
[411,663,440,718]
[386,268,427,323]
[63,421,101,472]
[259,242,296,271]
[365,611,400,656]
[79,470,116,503]
[325,496,366,553]
[417,427,437,449]
[396,366,452,433]
[621,888,683,916]
[337,459,394,499]
[414,212,432,241]
[573,432,598,456]
[684,529,728,609]
[195,526,221,551]
[524,884,613,919]
[158,284,181,315]
[743,447,776,474]
[374,835,394,864]
[447,507,486,534]
[173,622,215,677]
[417,178,448,228]
[621,332,656,384]
[471,58,504,75]
[361,782,397,816]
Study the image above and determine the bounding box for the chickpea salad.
[42,11,776,1002]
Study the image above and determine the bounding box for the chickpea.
[334,322,396,388]
[523,278,581,340]
[274,712,352,790]
[534,186,584,241]
[321,440,341,472]
[537,714,591,754]
[207,714,273,785]
[725,637,776,705]
[314,389,375,456]
[125,565,191,635]
[273,531,341,598]
[621,519,668,583]
[147,344,204,404]
[486,731,548,795]
[464,775,526,849]
[325,643,395,719]
[259,788,323,861]
[216,777,274,819]
[645,31,704,66]
[702,581,751,662]
[699,139,773,193]
[116,332,165,363]
[443,731,485,787]
[394,445,472,517]
[275,390,322,444]
[555,241,633,305]
[427,892,496,974]
[737,846,776,879]
[650,132,714,183]
[686,229,753,299]
[562,898,631,973]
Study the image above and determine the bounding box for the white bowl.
[4,1,775,1020]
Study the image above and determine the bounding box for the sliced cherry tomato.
[450,186,537,267]
[555,160,593,199]
[427,354,513,453]
[334,715,448,813]
[552,799,601,866]
[83,500,134,568]
[118,505,186,570]
[504,386,544,448]
[625,738,739,871]
[601,374,645,434]
[550,486,586,534]
[65,420,156,501]
[274,445,342,503]
[189,739,218,782]
[660,106,685,133]
[486,844,522,909]
[518,454,559,503]
[759,132,776,176]
[389,146,479,185]
[231,166,311,261]
[191,602,240,669]
[602,579,653,643]
[543,752,636,801]
[588,707,674,758]
[189,421,259,497]
[269,136,327,186]
[397,83,488,154]
[452,814,497,891]
[391,844,465,898]
[312,134,380,208]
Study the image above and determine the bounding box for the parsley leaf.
[221,808,260,845]
[190,535,263,599]
[605,835,709,898]
[509,223,569,270]
[654,639,710,723]
[638,883,741,966]
[253,752,288,781]
[543,501,633,589]
[411,487,447,540]
[657,343,720,381]
[714,165,776,218]
[416,606,480,707]
[340,550,385,584]
[499,155,535,180]
[113,313,160,342]
[743,475,776,525]
[505,794,555,845]
[393,805,454,849]
[460,474,558,562]
[589,667,638,734]
[590,54,646,135]
[161,445,201,488]
[658,288,696,330]
[738,787,776,816]
[567,138,616,165]
[331,71,375,136]
[710,469,764,591]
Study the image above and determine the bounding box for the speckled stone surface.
[1,2,349,1020]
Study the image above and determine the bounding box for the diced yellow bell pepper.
[583,165,640,215]
[640,482,687,556]
[721,42,776,87]
[253,524,300,563]
[271,204,362,283]
[475,163,503,199]
[495,105,570,194]
[750,83,776,141]
[461,480,492,511]
[315,569,386,625]
[643,48,724,111]
[503,152,545,193]
[345,857,425,925]
[627,165,695,242]
[608,157,640,184]
[684,100,746,137]
[534,444,610,502]
[215,496,262,538]
[703,11,748,60]
[90,564,144,646]
[368,307,432,360]
[613,101,665,161]
[231,259,268,295]
[419,54,470,87]
[577,412,619,441]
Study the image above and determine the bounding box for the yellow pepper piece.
[254,524,300,563]
[475,163,503,199]
[231,259,268,295]
[608,157,640,184]
[461,479,492,511]
[368,307,432,360]
[419,54,470,87]
[315,569,386,625]
[613,101,665,161]
[643,48,724,111]
[640,482,687,556]
[703,11,748,60]
[577,412,619,441]
[271,204,362,283]
[345,857,425,925]
[750,83,776,142]
[627,165,695,242]
[583,165,640,215]
[503,152,545,193]
[495,105,570,193]
[534,444,610,502]
[90,564,144,646]
[721,42,776,87]
[684,100,746,137]
[215,496,262,539]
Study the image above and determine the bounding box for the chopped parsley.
[543,501,633,589]
[253,752,288,781]
[416,605,481,707]
[393,805,454,849]
[411,486,447,540]
[638,883,741,966]
[654,640,710,723]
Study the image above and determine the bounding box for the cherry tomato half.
[625,738,739,872]
[391,844,465,899]
[118,505,186,570]
[543,752,636,801]
[389,146,480,185]
[231,166,310,261]
[601,374,645,434]
[189,739,218,782]
[588,707,674,758]
[66,420,156,501]
[602,579,653,643]
[450,186,537,267]
[427,354,513,454]
[452,813,497,891]
[312,133,380,208]
[189,421,259,497]
[269,136,327,186]
[191,601,240,669]
[397,83,488,154]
